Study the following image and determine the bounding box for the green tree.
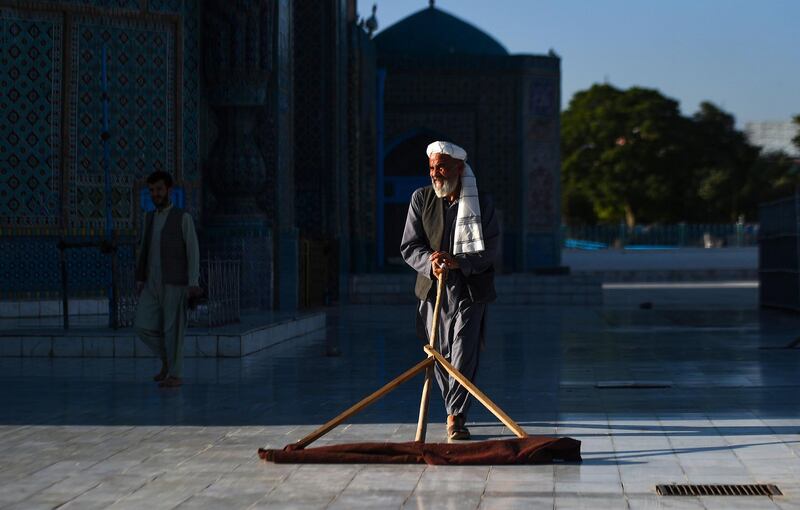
[562,85,778,225]
[690,102,759,221]
[562,84,693,226]
[743,152,796,210]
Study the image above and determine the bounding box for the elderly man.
[400,141,499,441]
[134,171,201,388]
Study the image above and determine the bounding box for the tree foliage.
[793,114,800,153]
[562,84,793,225]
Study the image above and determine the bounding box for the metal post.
[235,261,240,322]
[736,216,744,247]
[58,240,69,330]
[375,68,386,269]
[110,235,119,329]
[100,44,116,328]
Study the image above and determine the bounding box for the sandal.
[447,414,471,441]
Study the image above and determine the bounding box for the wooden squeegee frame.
[292,270,527,450]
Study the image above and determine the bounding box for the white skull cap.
[426,141,467,161]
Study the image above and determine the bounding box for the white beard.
[432,176,459,198]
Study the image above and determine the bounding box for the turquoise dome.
[375,6,508,58]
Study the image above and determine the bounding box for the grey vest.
[135,207,188,285]
[414,186,496,303]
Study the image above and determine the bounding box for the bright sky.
[372,0,800,126]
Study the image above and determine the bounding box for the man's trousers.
[419,290,485,418]
[134,284,188,378]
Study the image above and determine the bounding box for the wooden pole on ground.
[424,344,528,439]
[293,356,435,450]
[415,270,446,442]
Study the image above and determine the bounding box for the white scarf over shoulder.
[425,141,485,254]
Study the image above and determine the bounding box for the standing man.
[400,141,499,440]
[134,171,201,388]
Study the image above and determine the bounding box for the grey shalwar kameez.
[134,204,199,379]
[400,187,499,417]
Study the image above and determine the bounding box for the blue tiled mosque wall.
[0,0,199,298]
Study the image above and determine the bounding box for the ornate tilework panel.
[293,0,335,235]
[148,0,182,13]
[527,79,557,120]
[0,235,135,297]
[53,0,139,9]
[1,2,200,296]
[69,15,175,229]
[523,77,560,231]
[525,153,556,229]
[74,173,133,223]
[524,133,559,230]
[0,9,62,227]
[0,237,60,294]
[181,0,199,181]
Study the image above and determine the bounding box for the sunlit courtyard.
[0,284,798,509]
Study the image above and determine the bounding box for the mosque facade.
[0,0,560,312]
[375,4,562,273]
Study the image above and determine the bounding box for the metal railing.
[57,238,119,329]
[193,259,240,327]
[115,258,241,328]
[563,223,759,249]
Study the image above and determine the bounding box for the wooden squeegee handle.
[293,356,434,450]
[415,268,446,442]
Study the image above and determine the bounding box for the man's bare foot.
[153,362,168,382]
[158,376,182,388]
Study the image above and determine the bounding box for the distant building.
[374,4,562,271]
[745,121,799,156]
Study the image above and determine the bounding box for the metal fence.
[563,223,759,249]
[115,256,138,328]
[115,258,241,328]
[202,233,272,310]
[197,259,240,327]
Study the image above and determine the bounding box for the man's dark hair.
[146,170,173,188]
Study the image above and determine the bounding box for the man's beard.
[432,175,459,198]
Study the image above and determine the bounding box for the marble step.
[0,311,326,358]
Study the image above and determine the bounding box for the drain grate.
[656,484,782,497]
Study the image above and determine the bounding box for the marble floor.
[1,284,799,509]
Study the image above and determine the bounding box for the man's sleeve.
[455,195,499,277]
[400,189,433,278]
[182,213,200,287]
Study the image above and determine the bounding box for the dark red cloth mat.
[258,436,581,465]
